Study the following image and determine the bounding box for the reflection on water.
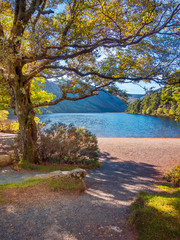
[39,113,180,138]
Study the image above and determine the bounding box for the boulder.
[34,170,63,179]
[0,155,13,168]
[65,169,87,179]
[33,168,87,180]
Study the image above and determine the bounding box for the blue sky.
[117,81,160,94]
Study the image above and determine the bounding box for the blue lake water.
[39,113,180,138]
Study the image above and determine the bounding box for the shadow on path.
[86,151,161,205]
[0,149,161,240]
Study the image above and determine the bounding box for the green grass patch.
[0,178,47,205]
[130,186,180,240]
[0,178,47,191]
[18,162,72,172]
[18,161,102,172]
[155,184,178,192]
[0,176,85,205]
[49,176,85,191]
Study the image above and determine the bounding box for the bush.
[0,110,19,133]
[0,110,9,122]
[38,123,100,165]
[0,119,19,133]
[163,164,180,187]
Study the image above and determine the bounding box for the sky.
[117,81,161,94]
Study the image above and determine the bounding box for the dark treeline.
[126,86,180,122]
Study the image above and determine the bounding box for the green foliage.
[1,0,180,106]
[130,187,180,240]
[163,164,180,187]
[126,85,180,122]
[0,114,43,134]
[0,120,19,133]
[37,123,100,165]
[0,81,11,110]
[30,78,56,114]
[0,110,8,121]
[0,78,56,114]
[0,110,19,133]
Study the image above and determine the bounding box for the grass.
[49,176,85,191]
[18,161,102,172]
[0,178,47,191]
[130,185,180,240]
[0,178,46,205]
[0,176,85,205]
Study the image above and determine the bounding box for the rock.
[0,155,13,168]
[33,168,87,180]
[34,170,63,179]
[66,169,87,179]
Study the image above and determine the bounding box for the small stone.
[108,226,122,233]
[67,169,87,179]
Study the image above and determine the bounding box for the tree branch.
[45,65,161,82]
[0,66,5,74]
[24,59,51,81]
[32,91,95,108]
[32,79,117,108]
[0,22,4,38]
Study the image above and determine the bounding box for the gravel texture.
[0,133,15,155]
[0,135,180,240]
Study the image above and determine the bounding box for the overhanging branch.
[45,65,163,82]
[32,91,95,108]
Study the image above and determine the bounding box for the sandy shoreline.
[97,137,180,174]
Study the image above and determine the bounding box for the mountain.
[127,93,144,104]
[41,81,127,113]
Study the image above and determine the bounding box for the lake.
[39,113,180,138]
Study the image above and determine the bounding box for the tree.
[126,85,180,121]
[0,0,180,163]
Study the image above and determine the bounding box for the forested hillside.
[126,86,180,122]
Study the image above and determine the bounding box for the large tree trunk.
[14,79,39,164]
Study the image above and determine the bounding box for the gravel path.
[0,132,15,155]
[0,136,180,240]
[0,167,48,184]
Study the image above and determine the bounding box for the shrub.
[163,164,180,187]
[0,110,19,133]
[37,123,100,165]
[0,110,9,122]
[0,119,19,133]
